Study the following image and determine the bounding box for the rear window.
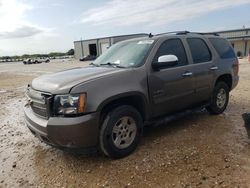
[187,38,212,64]
[209,38,236,59]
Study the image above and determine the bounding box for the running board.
[144,103,209,127]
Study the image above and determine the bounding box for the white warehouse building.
[216,28,250,57]
[74,28,250,60]
[74,33,148,60]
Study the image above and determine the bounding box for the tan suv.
[24,31,239,158]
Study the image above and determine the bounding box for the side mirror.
[152,55,178,69]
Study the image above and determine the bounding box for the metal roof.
[74,28,250,44]
[226,35,250,40]
[74,33,148,43]
[214,28,250,33]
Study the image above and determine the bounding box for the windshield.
[92,39,154,68]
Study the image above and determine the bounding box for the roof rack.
[154,31,190,37]
[151,31,219,37]
[190,32,220,36]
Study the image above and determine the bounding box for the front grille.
[26,87,52,119]
[31,102,48,118]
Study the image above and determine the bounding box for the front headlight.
[54,93,86,116]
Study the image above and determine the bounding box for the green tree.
[48,52,66,57]
[67,49,74,56]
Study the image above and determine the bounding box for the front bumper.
[24,105,100,149]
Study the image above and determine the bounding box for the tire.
[99,105,143,158]
[206,82,229,115]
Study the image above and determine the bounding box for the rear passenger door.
[148,38,195,117]
[186,38,216,103]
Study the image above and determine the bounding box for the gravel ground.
[0,58,250,187]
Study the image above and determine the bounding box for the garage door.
[101,43,109,54]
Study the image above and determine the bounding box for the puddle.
[0,90,7,93]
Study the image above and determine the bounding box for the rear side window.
[154,38,188,67]
[187,38,212,64]
[209,38,236,59]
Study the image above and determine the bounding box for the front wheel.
[206,82,229,115]
[99,105,143,158]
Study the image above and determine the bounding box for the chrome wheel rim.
[216,88,226,109]
[112,116,137,149]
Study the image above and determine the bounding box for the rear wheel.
[99,105,143,158]
[206,82,229,114]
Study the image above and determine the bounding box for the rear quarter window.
[209,38,236,59]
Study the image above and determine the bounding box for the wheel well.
[216,74,232,90]
[99,95,146,124]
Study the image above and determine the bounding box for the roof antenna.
[149,33,153,38]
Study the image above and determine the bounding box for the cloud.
[0,0,46,39]
[51,3,63,7]
[81,0,250,26]
[0,25,44,39]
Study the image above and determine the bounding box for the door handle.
[182,72,193,77]
[153,90,164,95]
[210,66,218,70]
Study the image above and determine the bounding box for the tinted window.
[209,38,236,59]
[154,39,188,68]
[187,38,212,63]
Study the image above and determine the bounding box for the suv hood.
[31,66,126,94]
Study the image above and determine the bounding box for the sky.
[0,0,250,56]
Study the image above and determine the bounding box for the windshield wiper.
[89,62,100,67]
[100,62,126,68]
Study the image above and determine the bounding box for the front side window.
[153,38,188,68]
[187,38,212,64]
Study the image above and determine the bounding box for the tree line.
[0,49,74,60]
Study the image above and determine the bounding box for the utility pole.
[80,37,84,58]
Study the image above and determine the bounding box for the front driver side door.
[148,38,195,117]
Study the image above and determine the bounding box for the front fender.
[97,91,148,112]
[70,68,149,114]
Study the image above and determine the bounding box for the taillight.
[233,58,239,76]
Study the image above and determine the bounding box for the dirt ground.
[0,58,250,187]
